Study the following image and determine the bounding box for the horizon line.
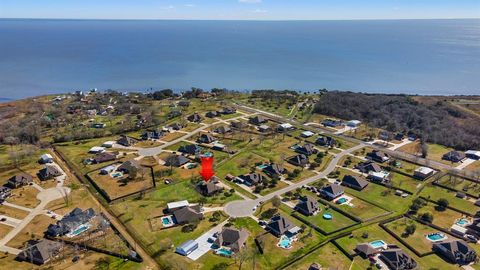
[1,17,479,22]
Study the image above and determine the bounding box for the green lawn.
[294,203,357,233]
[415,203,463,230]
[389,172,422,193]
[437,174,480,198]
[284,243,352,270]
[420,184,480,215]
[337,194,390,221]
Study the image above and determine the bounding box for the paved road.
[224,144,364,217]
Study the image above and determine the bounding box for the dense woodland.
[313,91,480,150]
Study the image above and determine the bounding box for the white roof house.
[100,165,116,175]
[346,120,362,127]
[279,123,294,130]
[102,141,116,148]
[415,167,434,175]
[167,200,189,210]
[39,154,53,163]
[466,150,480,159]
[301,131,315,137]
[89,147,105,154]
[451,224,468,236]
[368,171,390,181]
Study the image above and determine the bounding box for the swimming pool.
[68,224,90,237]
[456,218,470,226]
[323,213,333,220]
[257,164,268,169]
[370,240,387,249]
[278,235,293,249]
[161,216,175,227]
[426,232,447,242]
[111,172,123,178]
[336,198,347,204]
[216,247,233,256]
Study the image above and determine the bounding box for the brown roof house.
[433,239,477,265]
[294,143,318,156]
[342,175,369,191]
[187,113,203,123]
[117,135,138,147]
[442,151,467,163]
[172,206,203,224]
[197,177,223,196]
[249,115,267,125]
[320,184,344,200]
[266,215,301,237]
[17,239,62,265]
[355,243,379,258]
[92,152,117,164]
[7,173,33,188]
[366,150,390,163]
[38,165,62,181]
[197,133,216,144]
[379,248,417,270]
[287,154,309,167]
[355,162,383,174]
[213,227,249,252]
[262,163,286,178]
[295,196,320,216]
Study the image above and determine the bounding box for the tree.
[404,224,416,236]
[437,198,449,211]
[272,196,281,208]
[420,212,434,223]
[211,263,229,270]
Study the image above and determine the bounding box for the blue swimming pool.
[257,164,268,169]
[427,233,446,242]
[456,218,469,226]
[323,213,333,220]
[336,198,347,204]
[370,240,386,249]
[216,248,233,256]
[278,235,293,249]
[111,172,123,178]
[70,224,89,236]
[162,217,172,225]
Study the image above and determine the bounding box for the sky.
[0,0,479,20]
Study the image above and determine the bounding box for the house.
[213,125,232,134]
[413,166,435,180]
[39,154,53,164]
[366,150,390,163]
[294,143,318,156]
[167,123,184,131]
[212,143,228,152]
[295,196,319,216]
[92,152,117,164]
[0,186,11,203]
[141,129,164,140]
[368,171,390,183]
[221,107,236,114]
[379,248,417,270]
[7,173,33,188]
[266,215,301,237]
[320,184,344,200]
[197,178,223,196]
[172,206,203,224]
[278,123,295,132]
[238,173,264,186]
[379,131,392,141]
[308,263,321,270]
[117,160,142,174]
[88,146,105,154]
[102,141,116,148]
[178,144,202,155]
[168,110,182,119]
[346,120,361,128]
[321,119,344,127]
[394,132,405,141]
[342,175,369,191]
[176,240,198,256]
[164,154,190,167]
[230,121,246,129]
[443,151,466,163]
[287,154,309,167]
[301,131,314,138]
[258,125,271,133]
[167,200,190,212]
[46,208,95,237]
[249,116,267,125]
[355,162,383,174]
[17,239,62,265]
[100,165,116,175]
[205,111,220,118]
[117,135,138,147]
[451,224,468,236]
[187,113,202,123]
[433,240,477,265]
[38,165,62,181]
[263,163,286,178]
[465,150,480,160]
[213,227,249,252]
[355,243,378,258]
[315,136,336,148]
[178,100,190,107]
[197,134,216,144]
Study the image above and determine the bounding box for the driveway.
[187,220,227,261]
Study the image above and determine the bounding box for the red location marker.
[200,156,215,182]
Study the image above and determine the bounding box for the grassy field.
[437,174,480,198]
[335,223,459,270]
[0,204,29,220]
[293,202,357,233]
[284,243,352,270]
[420,184,480,215]
[337,194,390,221]
[415,203,463,230]
[384,217,460,255]
[389,171,422,193]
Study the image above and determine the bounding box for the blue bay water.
[0,19,479,99]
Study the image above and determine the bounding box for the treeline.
[313,91,480,150]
